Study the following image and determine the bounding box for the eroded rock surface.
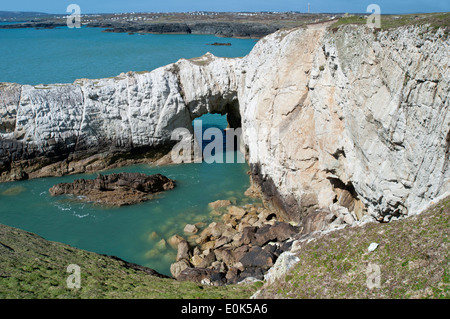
[1,23,449,224]
[49,172,175,206]
[170,202,301,285]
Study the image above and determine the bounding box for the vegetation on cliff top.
[254,195,449,299]
[331,12,450,31]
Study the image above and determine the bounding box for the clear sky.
[1,0,449,14]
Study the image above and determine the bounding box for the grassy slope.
[331,12,450,30]
[2,194,447,299]
[255,196,449,299]
[0,225,257,299]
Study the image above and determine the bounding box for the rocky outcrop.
[1,23,449,226]
[170,201,300,285]
[49,172,175,206]
[100,22,282,39]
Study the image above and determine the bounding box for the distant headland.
[0,11,342,38]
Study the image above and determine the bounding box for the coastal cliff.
[240,23,449,225]
[0,22,449,227]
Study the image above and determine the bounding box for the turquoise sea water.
[0,114,256,276]
[0,25,257,85]
[0,26,257,276]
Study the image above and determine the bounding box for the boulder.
[252,222,300,246]
[252,225,272,246]
[264,251,300,285]
[183,224,198,235]
[228,206,247,219]
[148,231,159,241]
[239,246,274,270]
[238,267,265,282]
[214,247,235,266]
[209,222,227,238]
[201,240,216,251]
[342,213,355,225]
[214,236,232,249]
[210,261,227,273]
[154,239,167,251]
[170,259,190,278]
[199,250,216,268]
[234,226,257,246]
[232,245,250,263]
[176,240,191,262]
[225,266,241,284]
[167,234,185,249]
[176,267,226,286]
[208,200,232,210]
[190,254,204,267]
[270,222,300,242]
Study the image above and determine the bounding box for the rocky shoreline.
[169,199,297,285]
[1,22,448,251]
[167,185,365,286]
[0,20,281,39]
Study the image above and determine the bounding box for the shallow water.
[0,114,257,276]
[0,27,257,276]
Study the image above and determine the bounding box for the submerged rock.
[49,172,175,206]
[208,199,232,210]
[183,224,198,235]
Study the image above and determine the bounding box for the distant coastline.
[0,20,284,39]
[0,11,341,39]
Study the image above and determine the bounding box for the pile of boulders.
[169,200,300,286]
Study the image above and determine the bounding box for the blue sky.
[1,0,449,14]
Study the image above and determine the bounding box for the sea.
[0,24,258,275]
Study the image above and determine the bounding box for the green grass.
[0,224,257,299]
[331,12,450,31]
[255,196,450,299]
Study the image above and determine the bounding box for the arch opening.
[190,100,244,164]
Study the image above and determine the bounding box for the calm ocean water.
[0,26,257,275]
[0,25,256,85]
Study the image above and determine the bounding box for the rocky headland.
[0,20,285,38]
[1,21,448,225]
[49,172,175,206]
[0,12,339,39]
[0,18,449,291]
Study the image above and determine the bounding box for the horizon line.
[1,10,448,15]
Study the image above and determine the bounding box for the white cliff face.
[15,69,189,150]
[0,57,239,180]
[239,24,449,223]
[0,23,448,226]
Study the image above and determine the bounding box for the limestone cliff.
[239,24,449,224]
[0,23,448,227]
